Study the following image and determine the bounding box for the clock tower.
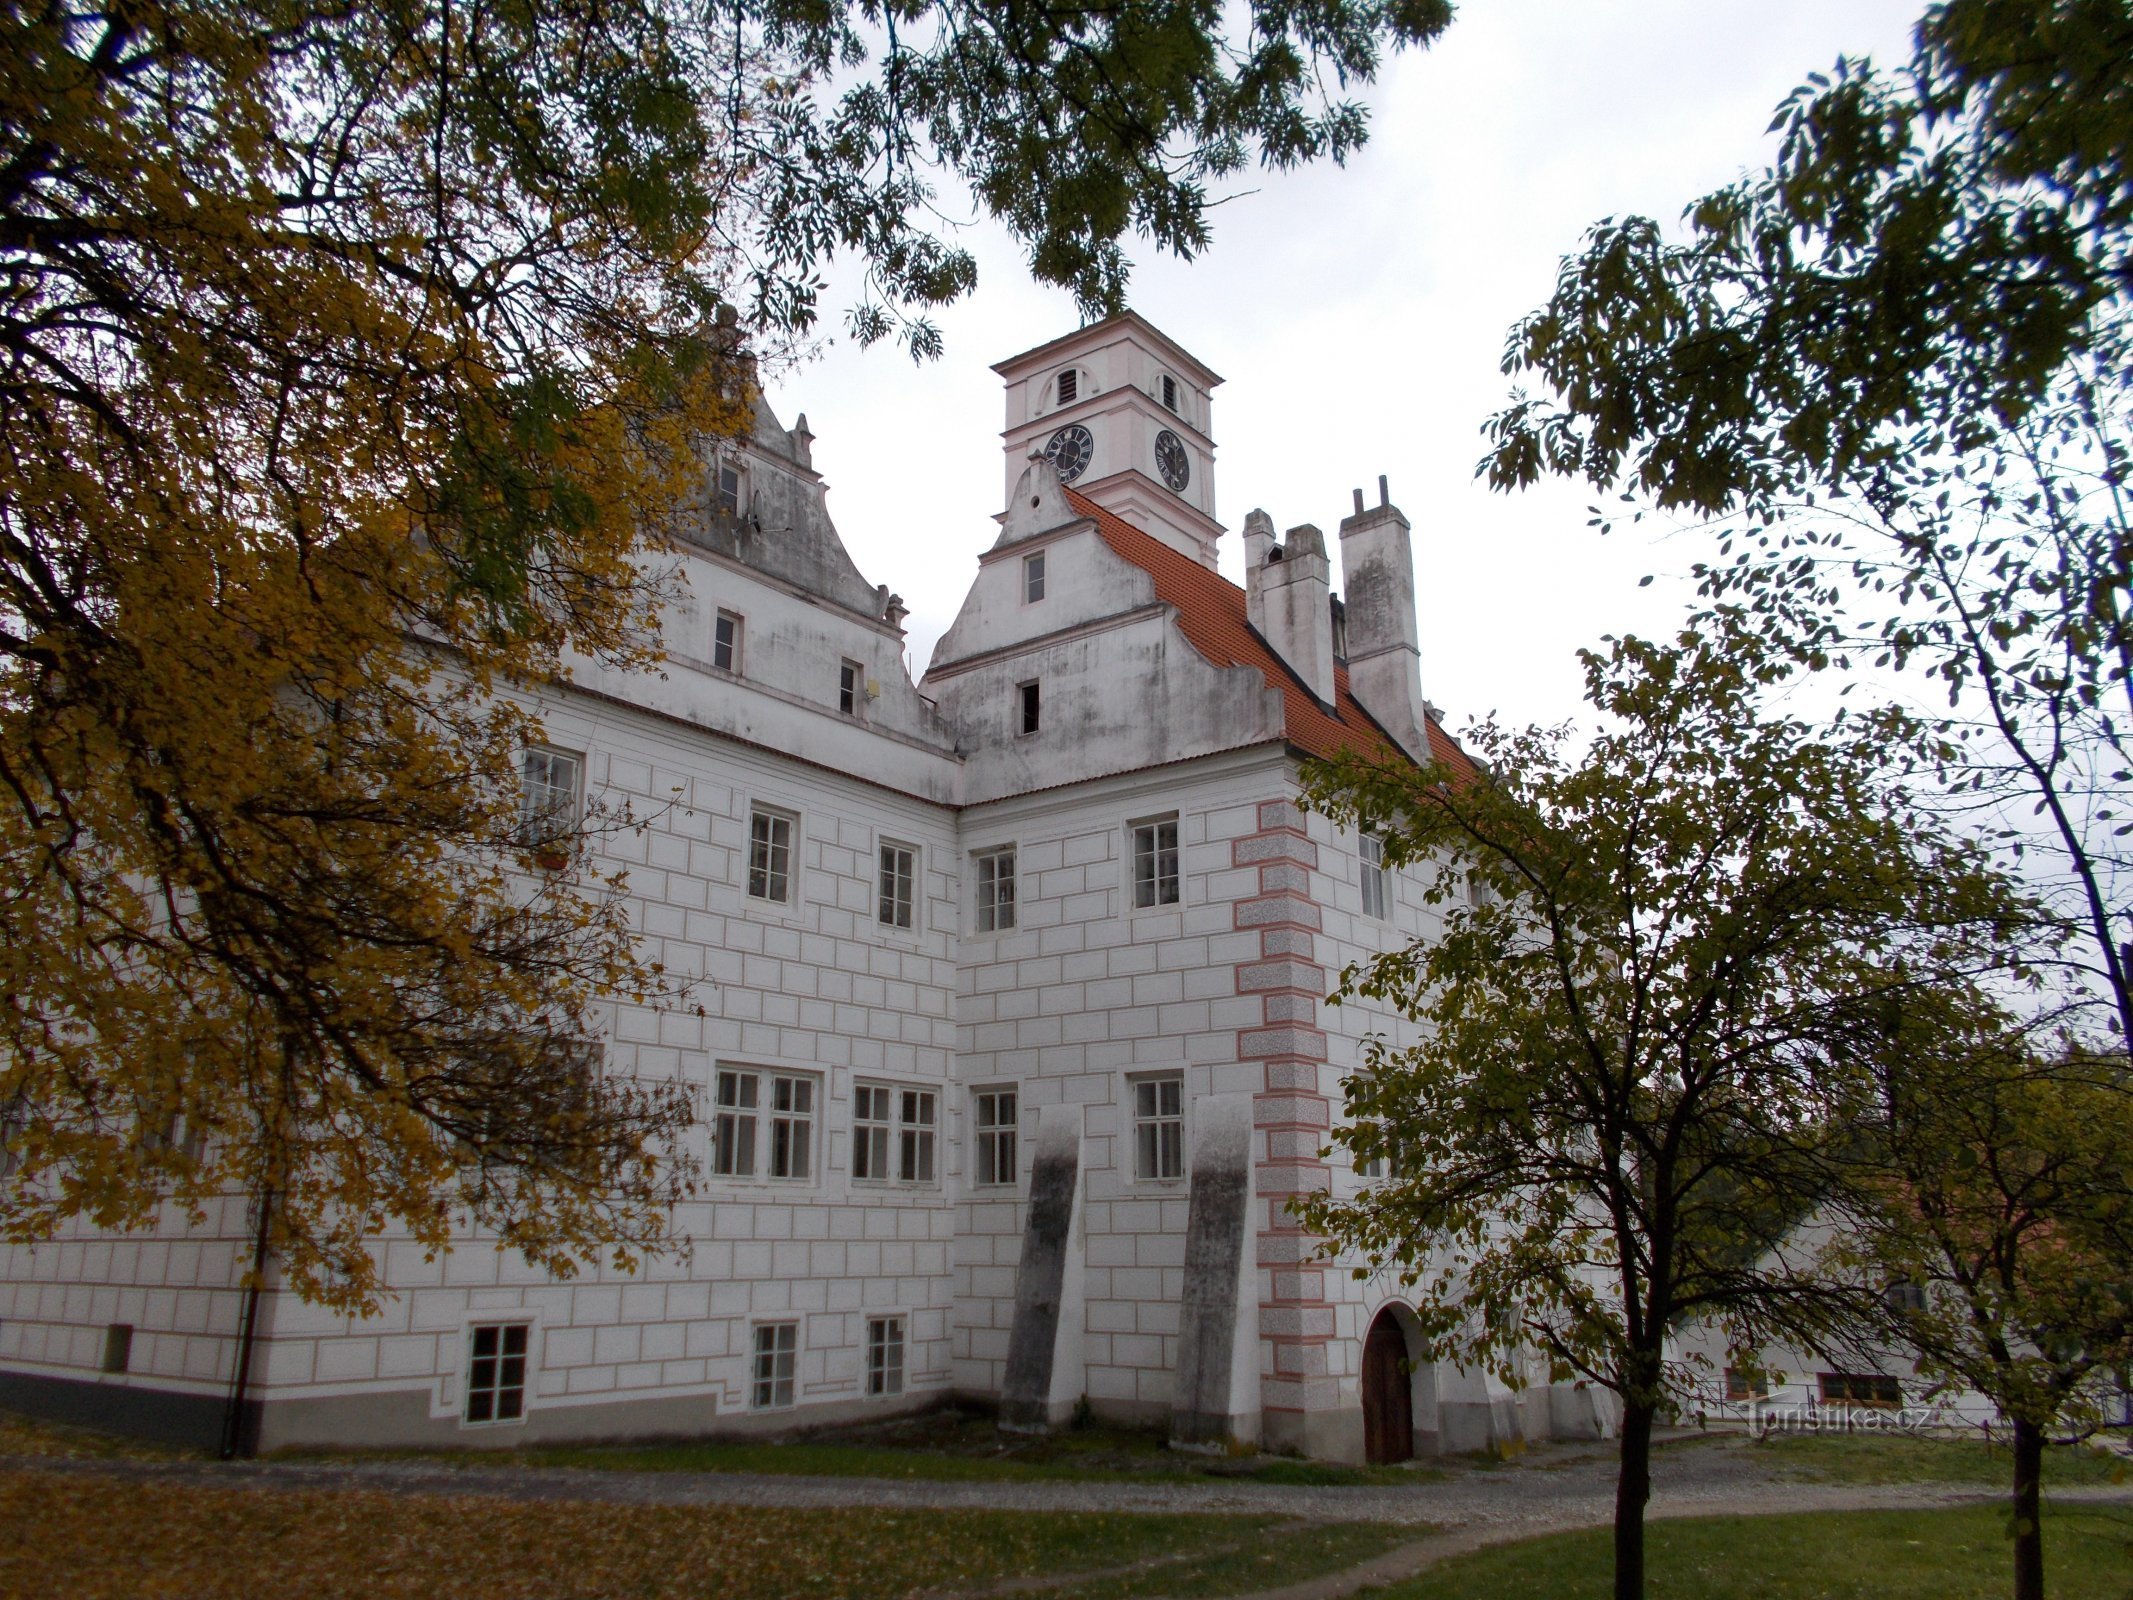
[993,313,1224,567]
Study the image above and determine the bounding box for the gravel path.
[8,1433,2130,1537]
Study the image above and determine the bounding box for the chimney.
[1337,480,1427,760]
[1257,523,1336,707]
[1242,509,1276,635]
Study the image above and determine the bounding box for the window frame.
[1053,367,1080,408]
[1129,814,1181,910]
[1818,1371,1902,1408]
[866,1315,906,1398]
[1017,680,1041,736]
[1130,1072,1185,1184]
[751,1321,798,1410]
[712,458,746,517]
[852,1081,938,1186]
[712,609,743,673]
[839,658,863,717]
[747,805,798,905]
[877,839,917,931]
[1023,550,1046,604]
[972,845,1017,934]
[971,1086,1019,1188]
[518,746,583,846]
[1358,832,1389,920]
[1159,373,1179,413]
[711,1066,818,1182]
[462,1320,532,1426]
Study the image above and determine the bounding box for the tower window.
[1160,374,1178,412]
[1056,369,1078,406]
[1018,680,1040,736]
[713,610,743,673]
[1023,550,1046,603]
[839,659,862,716]
[712,461,743,516]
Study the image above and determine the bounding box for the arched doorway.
[1361,1310,1415,1464]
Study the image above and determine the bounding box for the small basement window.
[464,1323,529,1424]
[101,1323,133,1374]
[1018,681,1040,736]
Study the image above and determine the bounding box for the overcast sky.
[762,0,1924,737]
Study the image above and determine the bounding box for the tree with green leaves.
[1299,624,2038,1600]
[0,0,1453,1313]
[1482,0,2133,1058]
[1832,1012,2133,1600]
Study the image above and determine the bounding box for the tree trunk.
[1614,1396,1657,1600]
[2010,1413,2046,1600]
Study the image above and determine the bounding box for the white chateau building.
[0,314,1598,1464]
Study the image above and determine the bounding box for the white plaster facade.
[0,314,1542,1463]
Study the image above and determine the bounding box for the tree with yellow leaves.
[0,1,1451,1314]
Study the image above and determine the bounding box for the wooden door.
[1361,1313,1414,1465]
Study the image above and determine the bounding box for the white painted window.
[713,1067,815,1180]
[1133,1074,1184,1181]
[713,610,743,672]
[867,1316,905,1397]
[1130,815,1180,908]
[1359,833,1388,920]
[713,460,745,516]
[1024,550,1046,603]
[1018,680,1040,736]
[751,1322,797,1409]
[878,841,916,929]
[973,846,1016,932]
[853,1083,936,1184]
[973,1087,1017,1186]
[464,1322,529,1424]
[518,747,581,844]
[839,658,862,716]
[748,807,795,903]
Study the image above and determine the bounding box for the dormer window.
[1055,369,1078,406]
[1160,374,1179,413]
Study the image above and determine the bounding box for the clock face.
[1044,424,1094,484]
[1155,429,1190,492]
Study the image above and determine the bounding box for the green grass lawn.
[309,1405,1446,1487]
[1369,1505,2133,1600]
[0,1467,1410,1600]
[1749,1430,2127,1488]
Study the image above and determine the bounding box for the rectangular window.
[518,747,582,844]
[854,1084,936,1184]
[1884,1282,1928,1314]
[1818,1372,1902,1407]
[713,461,743,516]
[867,1316,905,1397]
[751,1322,797,1409]
[1024,550,1046,603]
[1359,833,1388,920]
[899,1088,936,1183]
[1131,816,1180,909]
[1133,1075,1184,1182]
[713,1068,759,1177]
[1725,1368,1770,1402]
[1018,680,1040,736]
[853,1083,893,1181]
[1356,1150,1385,1179]
[714,1068,814,1180]
[713,610,743,672]
[1056,369,1078,405]
[974,847,1016,933]
[839,659,862,716]
[464,1323,528,1423]
[973,1088,1018,1187]
[878,842,916,929]
[1161,375,1179,412]
[748,807,794,904]
[101,1323,132,1375]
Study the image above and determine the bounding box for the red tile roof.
[1063,488,1478,779]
